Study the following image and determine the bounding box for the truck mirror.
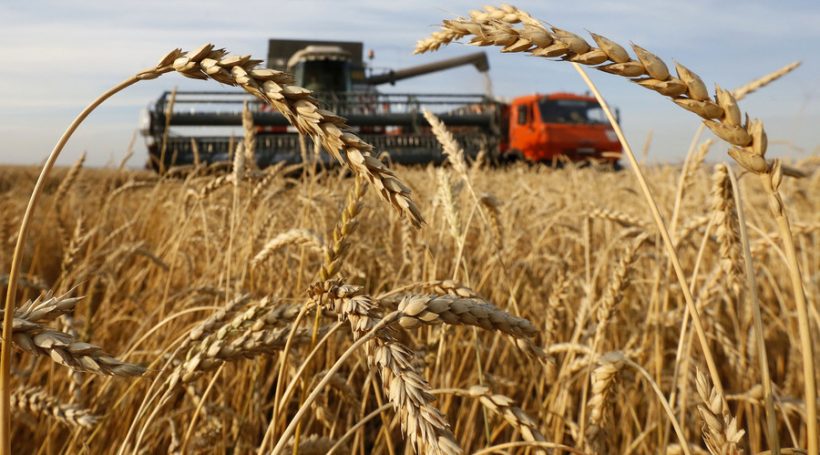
[616,107,621,124]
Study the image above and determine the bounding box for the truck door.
[509,102,537,159]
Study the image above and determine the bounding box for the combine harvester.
[140,39,622,170]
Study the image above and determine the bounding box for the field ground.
[0,160,817,454]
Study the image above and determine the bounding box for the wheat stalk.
[416,10,816,446]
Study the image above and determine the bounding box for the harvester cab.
[286,45,353,93]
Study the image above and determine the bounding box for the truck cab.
[506,93,621,165]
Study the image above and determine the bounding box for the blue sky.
[0,0,817,167]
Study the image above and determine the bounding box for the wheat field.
[1,4,818,455]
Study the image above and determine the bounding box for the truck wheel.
[500,149,524,165]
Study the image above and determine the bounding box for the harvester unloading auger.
[140,38,622,170]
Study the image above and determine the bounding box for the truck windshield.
[538,99,606,124]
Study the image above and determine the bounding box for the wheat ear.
[0,49,425,445]
[710,164,743,295]
[241,100,257,171]
[252,229,325,267]
[54,152,86,205]
[466,385,546,452]
[309,281,461,455]
[7,318,144,377]
[585,351,624,446]
[591,234,647,352]
[695,369,745,455]
[320,176,367,281]
[589,206,648,230]
[423,110,468,177]
[397,294,536,338]
[11,387,98,429]
[54,153,87,254]
[732,61,801,101]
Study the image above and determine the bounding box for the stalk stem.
[758,172,816,454]
[570,63,724,395]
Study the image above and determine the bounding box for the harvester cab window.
[538,99,606,125]
[293,60,351,93]
[517,104,529,125]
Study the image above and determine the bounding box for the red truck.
[502,92,622,165]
